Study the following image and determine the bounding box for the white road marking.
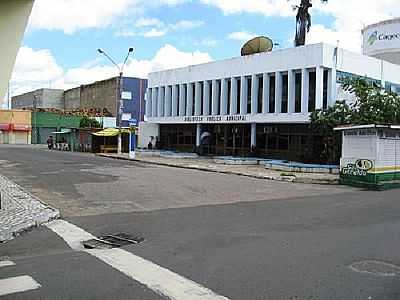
[46,219,97,250]
[0,276,41,297]
[0,260,15,268]
[47,220,230,300]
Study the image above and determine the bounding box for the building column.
[165,86,172,117]
[194,82,202,116]
[179,84,186,116]
[301,69,309,114]
[315,66,324,110]
[151,87,158,117]
[212,80,219,115]
[230,77,238,115]
[251,123,256,148]
[171,85,178,116]
[288,70,296,113]
[196,123,201,147]
[220,79,228,115]
[240,76,247,114]
[251,74,258,115]
[203,81,210,115]
[157,87,164,117]
[262,73,270,114]
[186,83,194,116]
[275,72,282,114]
[146,88,152,118]
[328,68,337,107]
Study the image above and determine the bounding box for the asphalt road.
[1,145,400,300]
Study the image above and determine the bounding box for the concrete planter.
[213,157,260,165]
[263,161,339,174]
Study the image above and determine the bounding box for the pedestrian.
[148,140,153,150]
[47,136,54,150]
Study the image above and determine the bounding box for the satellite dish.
[241,36,274,56]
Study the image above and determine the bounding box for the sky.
[6,0,400,106]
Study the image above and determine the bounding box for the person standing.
[47,136,54,150]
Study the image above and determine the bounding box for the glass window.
[308,71,316,112]
[247,77,252,113]
[281,74,288,113]
[258,76,263,113]
[295,73,302,113]
[269,76,276,113]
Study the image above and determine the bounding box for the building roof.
[334,124,400,131]
[362,17,400,33]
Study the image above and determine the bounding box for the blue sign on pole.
[129,131,136,159]
[129,118,138,126]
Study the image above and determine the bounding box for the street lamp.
[97,47,134,154]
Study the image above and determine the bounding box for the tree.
[80,116,102,128]
[341,77,400,125]
[310,77,400,163]
[310,101,352,163]
[294,0,328,47]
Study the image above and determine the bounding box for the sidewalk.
[98,153,340,185]
[0,175,59,242]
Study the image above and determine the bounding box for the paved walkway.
[98,153,339,185]
[0,174,59,242]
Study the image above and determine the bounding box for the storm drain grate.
[82,233,144,249]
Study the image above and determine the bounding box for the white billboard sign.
[363,21,400,55]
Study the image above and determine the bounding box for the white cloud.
[29,0,135,34]
[143,28,168,38]
[195,38,218,48]
[171,20,205,31]
[308,0,400,53]
[135,18,164,28]
[228,31,258,42]
[29,0,191,34]
[6,45,212,105]
[117,18,204,38]
[9,47,64,96]
[199,0,400,53]
[199,0,293,17]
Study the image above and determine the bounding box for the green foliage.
[310,77,400,163]
[341,77,400,125]
[79,116,101,128]
[312,77,400,130]
[310,100,352,135]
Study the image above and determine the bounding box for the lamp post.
[97,47,134,154]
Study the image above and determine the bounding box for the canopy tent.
[51,129,72,134]
[92,128,130,137]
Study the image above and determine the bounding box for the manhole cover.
[350,260,400,277]
[82,233,144,249]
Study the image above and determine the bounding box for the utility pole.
[33,94,38,144]
[98,47,134,154]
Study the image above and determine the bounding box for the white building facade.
[142,43,400,161]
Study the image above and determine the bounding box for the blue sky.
[8,0,398,100]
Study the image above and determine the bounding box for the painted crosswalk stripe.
[0,276,41,297]
[0,260,15,268]
[47,220,230,300]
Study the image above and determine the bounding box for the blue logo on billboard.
[368,31,378,45]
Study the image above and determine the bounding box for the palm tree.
[294,0,328,47]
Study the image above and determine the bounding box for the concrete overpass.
[0,0,35,102]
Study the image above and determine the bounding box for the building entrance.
[200,124,251,156]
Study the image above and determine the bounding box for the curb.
[96,154,339,185]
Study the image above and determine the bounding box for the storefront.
[0,110,31,144]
